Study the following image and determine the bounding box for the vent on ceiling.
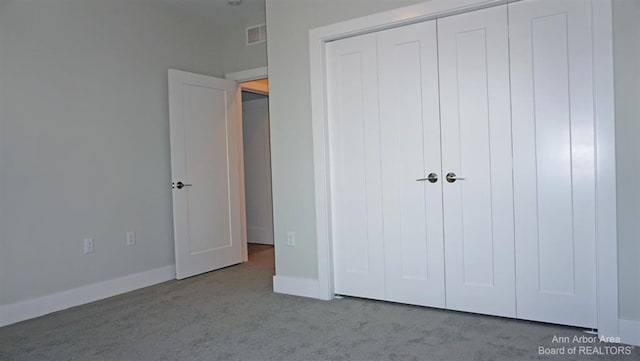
[246,24,267,45]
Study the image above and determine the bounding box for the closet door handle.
[172,181,193,189]
[417,173,438,183]
[446,172,465,183]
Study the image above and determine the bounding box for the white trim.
[273,276,320,299]
[309,24,334,301]
[591,0,619,340]
[225,67,268,82]
[309,0,510,43]
[619,319,640,346]
[0,265,176,328]
[235,86,250,264]
[309,0,618,334]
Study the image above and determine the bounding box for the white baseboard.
[273,275,320,299]
[620,319,640,346]
[0,265,176,328]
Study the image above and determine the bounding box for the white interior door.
[327,33,386,300]
[377,21,445,308]
[242,96,274,245]
[509,0,597,328]
[169,69,244,280]
[437,5,516,317]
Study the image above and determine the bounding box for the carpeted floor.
[248,243,274,255]
[0,246,637,361]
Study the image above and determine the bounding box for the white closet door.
[509,0,597,328]
[327,33,385,300]
[438,6,516,317]
[377,21,445,307]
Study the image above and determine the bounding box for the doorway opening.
[240,78,274,265]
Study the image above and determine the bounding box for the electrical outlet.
[83,238,94,255]
[126,231,136,246]
[286,231,295,247]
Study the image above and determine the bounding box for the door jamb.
[308,0,618,338]
[226,67,269,82]
[225,67,269,262]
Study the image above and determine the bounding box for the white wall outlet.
[286,231,295,247]
[83,238,94,255]
[126,231,136,246]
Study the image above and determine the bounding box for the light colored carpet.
[0,247,637,361]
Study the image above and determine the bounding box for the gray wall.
[222,11,268,74]
[265,0,640,322]
[242,95,274,245]
[0,0,225,305]
[613,0,640,321]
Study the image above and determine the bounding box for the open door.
[168,69,244,279]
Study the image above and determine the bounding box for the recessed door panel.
[327,33,385,300]
[438,5,516,317]
[183,85,231,254]
[377,21,445,308]
[509,0,597,328]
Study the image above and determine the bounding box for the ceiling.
[160,0,266,23]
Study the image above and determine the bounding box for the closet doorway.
[308,0,618,338]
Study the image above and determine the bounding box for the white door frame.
[226,67,269,82]
[225,67,269,261]
[309,0,618,338]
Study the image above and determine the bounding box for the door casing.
[226,67,270,261]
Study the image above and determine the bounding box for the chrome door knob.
[446,172,466,183]
[173,181,193,189]
[417,173,439,183]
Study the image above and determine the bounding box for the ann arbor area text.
[551,335,622,344]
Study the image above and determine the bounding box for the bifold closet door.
[326,33,386,300]
[377,21,445,308]
[328,22,446,306]
[437,5,516,317]
[509,0,597,328]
